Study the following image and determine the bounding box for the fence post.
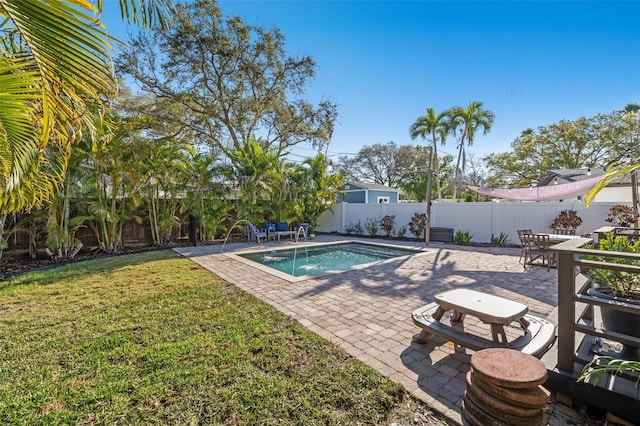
[556,250,576,372]
[341,202,347,233]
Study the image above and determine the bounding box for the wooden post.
[425,147,433,246]
[556,250,576,372]
[631,171,639,228]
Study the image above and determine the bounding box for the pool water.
[238,242,418,277]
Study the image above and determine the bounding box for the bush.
[585,232,640,298]
[408,213,426,240]
[379,215,395,237]
[344,221,363,236]
[454,230,473,244]
[550,209,582,230]
[396,225,407,238]
[365,218,379,237]
[606,204,636,227]
[490,232,510,246]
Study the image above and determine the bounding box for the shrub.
[344,221,363,235]
[454,230,473,244]
[584,232,640,298]
[379,215,395,237]
[606,204,636,227]
[550,209,582,230]
[490,232,510,246]
[396,225,407,238]
[365,218,379,237]
[408,213,426,240]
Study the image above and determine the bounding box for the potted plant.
[579,356,640,386]
[585,232,640,359]
[550,209,583,233]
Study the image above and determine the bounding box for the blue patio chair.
[275,222,289,232]
[247,224,267,243]
[264,222,277,241]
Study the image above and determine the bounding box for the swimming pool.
[234,241,422,280]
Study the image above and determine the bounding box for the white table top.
[541,233,582,242]
[434,289,528,325]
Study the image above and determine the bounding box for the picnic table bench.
[412,289,556,358]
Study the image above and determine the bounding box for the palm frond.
[584,163,640,206]
[115,0,174,29]
[0,0,174,211]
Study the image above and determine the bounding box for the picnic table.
[412,289,556,358]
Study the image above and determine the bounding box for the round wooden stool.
[463,348,551,426]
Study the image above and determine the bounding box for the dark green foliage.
[344,221,363,235]
[490,232,510,246]
[453,230,473,244]
[365,217,379,237]
[584,232,640,297]
[408,213,426,240]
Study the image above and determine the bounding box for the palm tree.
[409,107,449,200]
[232,139,281,224]
[0,0,174,213]
[293,153,343,232]
[447,101,495,201]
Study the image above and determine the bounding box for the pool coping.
[224,239,429,282]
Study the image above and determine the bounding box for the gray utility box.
[430,227,454,243]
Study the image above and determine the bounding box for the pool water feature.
[235,242,421,280]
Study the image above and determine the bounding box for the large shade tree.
[117,0,337,179]
[484,108,639,188]
[335,142,420,188]
[0,0,174,213]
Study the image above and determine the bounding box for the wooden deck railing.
[550,230,640,422]
[553,237,640,373]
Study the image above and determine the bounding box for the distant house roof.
[537,167,630,187]
[343,181,400,192]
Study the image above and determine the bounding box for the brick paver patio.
[175,236,577,425]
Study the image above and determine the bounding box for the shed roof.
[537,167,630,186]
[344,181,400,192]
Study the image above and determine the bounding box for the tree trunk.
[452,142,464,201]
[632,171,639,228]
[425,148,433,245]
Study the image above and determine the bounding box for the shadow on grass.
[0,249,177,291]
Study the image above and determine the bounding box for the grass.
[0,250,441,424]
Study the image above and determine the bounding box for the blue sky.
[106,1,640,162]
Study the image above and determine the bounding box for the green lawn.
[0,250,441,424]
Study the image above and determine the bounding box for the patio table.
[274,230,297,241]
[412,289,556,358]
[542,233,583,244]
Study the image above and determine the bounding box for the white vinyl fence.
[316,201,624,243]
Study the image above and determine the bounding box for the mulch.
[0,247,159,280]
